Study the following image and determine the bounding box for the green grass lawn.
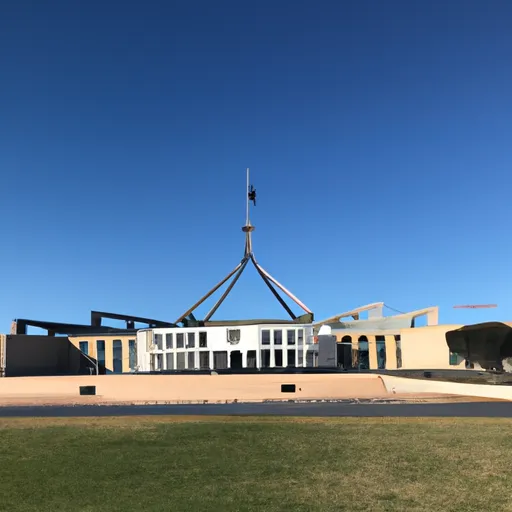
[1,416,512,512]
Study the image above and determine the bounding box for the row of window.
[151,346,313,371]
[261,329,304,346]
[78,339,137,373]
[154,332,207,351]
[153,328,306,350]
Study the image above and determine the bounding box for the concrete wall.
[380,374,512,401]
[4,335,83,377]
[0,374,388,402]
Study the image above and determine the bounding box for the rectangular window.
[274,349,283,367]
[188,351,195,369]
[449,352,458,365]
[79,341,89,355]
[287,330,296,345]
[247,350,257,368]
[156,353,163,371]
[187,332,195,348]
[154,333,163,350]
[199,352,210,370]
[261,349,271,368]
[287,348,296,367]
[199,332,207,348]
[112,340,123,373]
[176,352,186,370]
[128,340,136,370]
[306,352,314,367]
[213,351,228,370]
[150,354,156,371]
[395,335,402,369]
[261,330,270,345]
[274,330,283,345]
[298,348,304,366]
[298,329,304,346]
[177,333,184,349]
[165,333,173,350]
[96,340,105,367]
[166,352,174,370]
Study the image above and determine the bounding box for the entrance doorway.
[337,336,353,369]
[230,351,243,369]
[358,336,370,370]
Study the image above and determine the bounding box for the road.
[1,401,512,417]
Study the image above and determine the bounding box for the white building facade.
[136,323,317,371]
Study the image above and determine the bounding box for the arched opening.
[358,336,369,370]
[337,335,353,369]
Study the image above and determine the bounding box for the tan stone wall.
[399,325,465,369]
[0,374,388,402]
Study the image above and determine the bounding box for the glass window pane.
[112,340,123,373]
[166,333,173,349]
[199,352,209,369]
[96,340,105,367]
[274,330,282,345]
[79,341,89,355]
[166,352,174,370]
[187,332,195,348]
[261,330,270,345]
[154,334,163,350]
[177,333,184,349]
[298,330,304,346]
[287,330,296,345]
[177,352,186,369]
[274,349,283,367]
[128,340,136,370]
[199,332,207,348]
[188,351,195,369]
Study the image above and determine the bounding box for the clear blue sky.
[1,0,511,330]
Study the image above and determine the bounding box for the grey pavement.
[1,401,512,417]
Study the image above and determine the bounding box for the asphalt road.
[1,401,512,417]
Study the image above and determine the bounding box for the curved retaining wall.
[380,375,512,401]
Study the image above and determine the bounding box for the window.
[287,330,296,345]
[449,352,459,365]
[261,330,270,345]
[166,352,174,370]
[261,349,271,368]
[199,352,210,370]
[306,352,314,367]
[394,335,402,369]
[187,332,195,348]
[165,333,173,350]
[227,329,241,344]
[298,330,304,346]
[199,332,207,348]
[79,341,89,355]
[287,348,296,367]
[188,351,195,369]
[113,340,123,373]
[129,340,136,370]
[154,333,163,350]
[96,340,105,367]
[376,335,386,370]
[177,333,184,349]
[213,351,228,370]
[247,350,257,368]
[275,349,283,367]
[274,330,283,345]
[298,348,304,366]
[156,353,163,371]
[176,352,186,369]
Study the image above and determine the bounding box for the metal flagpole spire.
[175,167,314,325]
[243,167,256,258]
